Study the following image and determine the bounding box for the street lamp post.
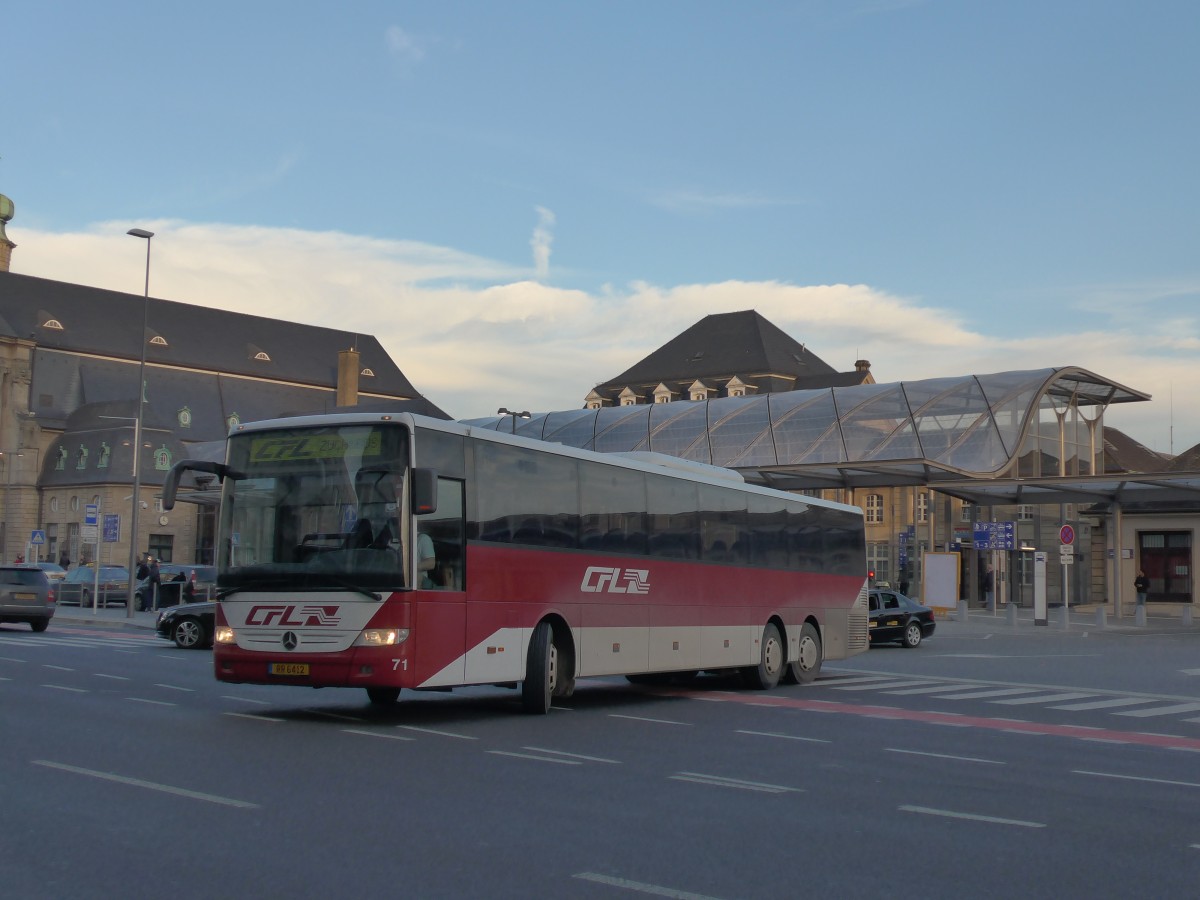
[126,228,153,617]
[497,407,531,433]
[1,450,23,564]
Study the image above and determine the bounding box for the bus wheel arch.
[783,618,823,685]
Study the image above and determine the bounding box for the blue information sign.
[103,514,120,543]
[85,504,99,527]
[972,521,1016,550]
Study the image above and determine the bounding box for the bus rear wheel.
[522,621,557,714]
[366,687,400,705]
[742,622,784,690]
[783,622,822,684]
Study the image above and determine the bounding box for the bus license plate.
[270,662,309,677]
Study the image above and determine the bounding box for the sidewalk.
[939,603,1200,635]
[51,605,163,630]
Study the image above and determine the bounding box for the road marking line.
[222,695,270,704]
[487,750,581,765]
[610,714,690,726]
[33,760,259,808]
[126,697,176,706]
[1051,697,1154,711]
[305,709,362,722]
[342,728,414,741]
[42,664,74,671]
[524,746,620,763]
[574,871,728,900]
[991,692,1096,705]
[899,805,1045,828]
[1116,702,1200,718]
[398,725,478,740]
[93,673,130,681]
[1073,770,1200,789]
[933,688,1044,700]
[43,684,87,692]
[886,748,1005,765]
[835,679,936,691]
[736,730,831,743]
[223,711,285,723]
[885,684,984,695]
[154,683,195,692]
[0,655,26,662]
[671,772,801,794]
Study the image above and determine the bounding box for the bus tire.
[366,687,400,705]
[522,621,557,714]
[742,622,784,690]
[784,622,822,684]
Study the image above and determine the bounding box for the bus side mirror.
[413,468,438,515]
[162,459,232,511]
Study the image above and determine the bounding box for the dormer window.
[618,387,641,407]
[150,335,168,346]
[689,380,711,402]
[254,351,271,362]
[652,383,676,404]
[42,318,64,330]
[360,368,375,377]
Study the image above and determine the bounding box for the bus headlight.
[355,628,409,647]
[215,626,236,644]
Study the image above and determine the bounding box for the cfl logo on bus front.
[580,567,650,595]
[245,605,342,627]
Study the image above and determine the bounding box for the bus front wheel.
[742,622,784,690]
[784,622,822,685]
[522,621,557,714]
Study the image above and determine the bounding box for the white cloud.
[10,219,1198,454]
[384,26,426,67]
[530,206,555,280]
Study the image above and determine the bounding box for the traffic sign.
[1059,524,1075,545]
[972,521,1016,550]
[30,530,46,545]
[85,504,99,526]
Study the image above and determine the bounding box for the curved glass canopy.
[464,368,1149,491]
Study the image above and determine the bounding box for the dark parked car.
[155,601,216,649]
[135,564,217,611]
[56,566,131,607]
[0,566,55,632]
[869,589,936,648]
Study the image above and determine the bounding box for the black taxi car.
[868,588,936,648]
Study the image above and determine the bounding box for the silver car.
[0,566,55,632]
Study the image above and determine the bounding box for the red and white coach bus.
[163,411,869,713]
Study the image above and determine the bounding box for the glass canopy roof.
[462,368,1149,491]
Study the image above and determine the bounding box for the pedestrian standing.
[148,558,161,608]
[59,551,70,568]
[983,565,995,611]
[1134,569,1150,606]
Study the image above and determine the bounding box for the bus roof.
[228,410,863,516]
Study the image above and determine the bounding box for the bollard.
[1006,603,1018,626]
[1094,606,1107,629]
[1184,606,1194,626]
[1059,605,1071,629]
[1135,606,1147,627]
[957,600,969,621]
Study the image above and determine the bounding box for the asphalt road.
[2,616,1199,899]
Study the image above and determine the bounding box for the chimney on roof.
[336,348,360,407]
[0,194,15,273]
[854,359,871,373]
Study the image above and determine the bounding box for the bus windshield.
[217,423,410,594]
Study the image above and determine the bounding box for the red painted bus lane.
[672,690,1200,752]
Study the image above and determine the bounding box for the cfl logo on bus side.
[581,567,650,595]
[245,605,342,627]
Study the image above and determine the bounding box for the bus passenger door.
[412,479,467,687]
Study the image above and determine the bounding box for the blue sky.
[6,1,1199,452]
